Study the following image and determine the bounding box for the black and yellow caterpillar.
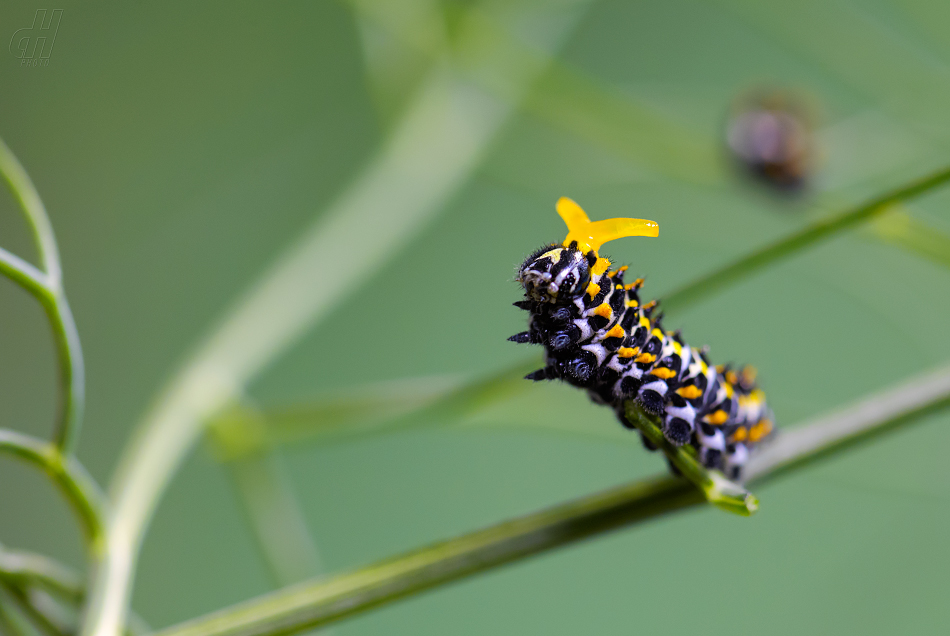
[509,198,774,479]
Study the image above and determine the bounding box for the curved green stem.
[0,138,85,455]
[42,290,85,453]
[0,579,68,636]
[0,138,61,283]
[0,543,149,636]
[0,429,105,553]
[0,543,84,604]
[0,246,50,297]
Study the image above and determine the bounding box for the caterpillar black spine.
[510,197,775,479]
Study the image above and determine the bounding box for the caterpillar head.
[518,244,592,303]
[517,197,659,304]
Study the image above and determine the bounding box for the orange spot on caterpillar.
[677,385,703,399]
[635,352,656,364]
[607,265,629,278]
[586,282,601,299]
[592,257,611,276]
[705,410,729,425]
[594,303,612,319]
[605,324,625,339]
[749,419,773,442]
[618,346,639,358]
[651,367,678,379]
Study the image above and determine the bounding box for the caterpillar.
[509,197,774,479]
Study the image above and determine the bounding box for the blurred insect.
[509,198,774,478]
[726,92,813,192]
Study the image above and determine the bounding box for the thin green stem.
[0,137,85,455]
[224,358,541,453]
[623,403,757,515]
[154,477,699,636]
[660,163,950,314]
[350,0,719,185]
[0,580,68,636]
[744,365,950,482]
[0,137,61,283]
[0,543,149,636]
[42,290,85,453]
[0,246,50,298]
[0,544,84,604]
[0,586,30,636]
[153,364,950,636]
[0,429,105,553]
[208,409,322,586]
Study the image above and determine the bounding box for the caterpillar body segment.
[511,199,774,479]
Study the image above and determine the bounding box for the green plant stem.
[351,0,719,185]
[0,246,49,296]
[0,429,105,553]
[0,139,61,282]
[152,363,950,636]
[660,163,950,314]
[155,477,699,636]
[0,544,84,604]
[0,137,85,455]
[210,358,545,461]
[0,585,30,636]
[0,544,149,636]
[623,403,757,515]
[744,365,950,482]
[208,410,322,587]
[0,579,68,636]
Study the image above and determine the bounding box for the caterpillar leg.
[662,399,696,446]
[524,367,555,381]
[637,379,668,414]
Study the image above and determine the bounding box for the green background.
[2,1,950,634]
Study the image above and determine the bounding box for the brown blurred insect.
[726,92,814,193]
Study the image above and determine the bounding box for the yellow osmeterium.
[556,197,658,255]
